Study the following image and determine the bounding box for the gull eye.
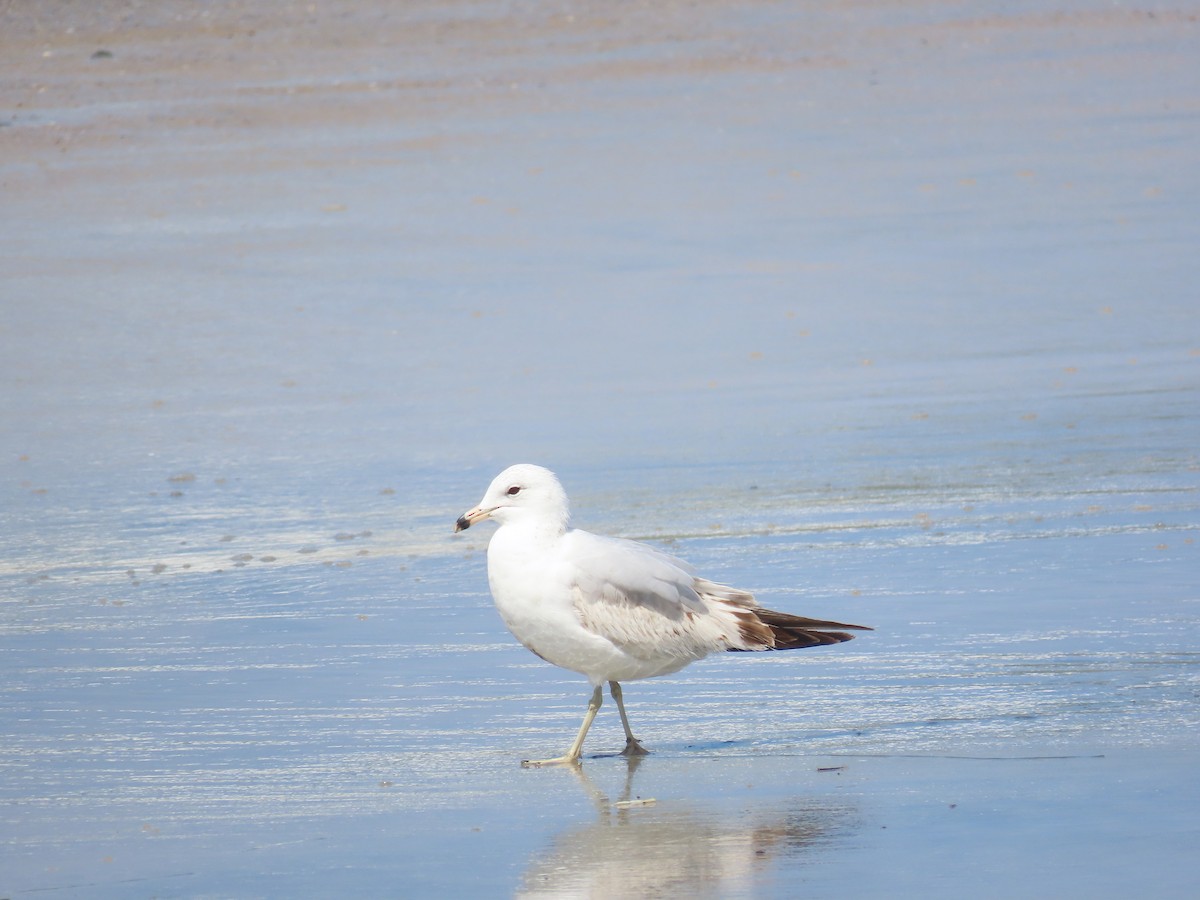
[506,485,521,496]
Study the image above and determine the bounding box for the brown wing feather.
[729,607,872,652]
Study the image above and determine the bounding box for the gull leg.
[609,681,650,756]
[522,685,603,767]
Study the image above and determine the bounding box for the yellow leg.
[609,681,649,756]
[522,685,603,767]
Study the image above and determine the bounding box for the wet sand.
[3,2,1198,897]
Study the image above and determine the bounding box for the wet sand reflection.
[519,757,856,898]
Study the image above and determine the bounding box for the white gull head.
[454,463,570,534]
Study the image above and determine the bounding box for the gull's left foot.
[521,754,583,768]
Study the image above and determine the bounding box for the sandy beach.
[3,2,1198,896]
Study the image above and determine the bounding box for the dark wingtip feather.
[768,626,858,649]
[755,609,872,632]
[727,607,872,652]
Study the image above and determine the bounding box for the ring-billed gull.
[455,464,870,766]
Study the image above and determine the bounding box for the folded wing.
[560,530,870,664]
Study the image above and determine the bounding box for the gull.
[455,464,870,766]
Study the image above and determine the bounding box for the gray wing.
[559,529,872,658]
[559,529,761,661]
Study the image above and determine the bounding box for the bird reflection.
[517,758,854,898]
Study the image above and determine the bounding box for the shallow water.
[2,1,1198,897]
